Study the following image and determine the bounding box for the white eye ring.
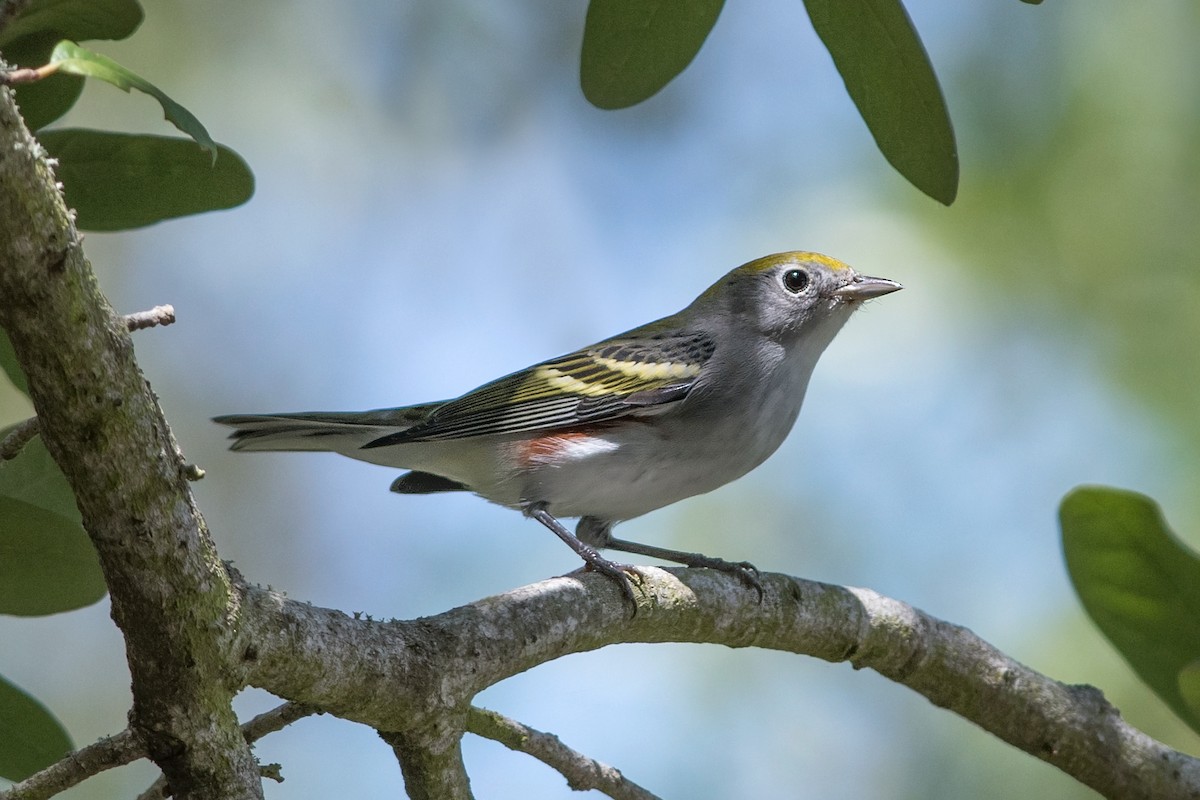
[782,268,810,293]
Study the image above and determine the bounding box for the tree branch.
[0,86,260,800]
[467,706,661,800]
[0,703,322,800]
[124,304,176,332]
[136,703,321,800]
[0,729,143,800]
[241,701,321,741]
[235,569,1200,800]
[380,730,474,800]
[0,415,38,460]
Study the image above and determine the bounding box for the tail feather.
[213,404,443,453]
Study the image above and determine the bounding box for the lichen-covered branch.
[136,703,320,800]
[236,570,1200,800]
[0,729,142,800]
[0,86,261,799]
[0,415,38,460]
[380,729,473,800]
[468,706,661,800]
[1,703,319,800]
[124,304,176,331]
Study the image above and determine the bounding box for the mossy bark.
[0,85,261,800]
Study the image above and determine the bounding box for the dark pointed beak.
[831,275,903,301]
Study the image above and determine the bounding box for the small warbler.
[215,252,900,603]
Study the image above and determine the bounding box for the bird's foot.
[572,552,643,615]
[678,554,763,601]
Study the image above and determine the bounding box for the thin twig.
[0,703,319,800]
[124,305,176,332]
[242,701,321,742]
[0,64,57,86]
[181,462,205,481]
[0,729,142,800]
[0,415,38,461]
[468,706,661,800]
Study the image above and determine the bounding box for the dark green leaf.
[0,674,72,781]
[0,424,79,520]
[0,0,142,46]
[802,0,958,205]
[39,130,254,231]
[580,0,724,109]
[0,427,105,616]
[0,328,29,395]
[1060,486,1200,734]
[0,0,143,128]
[48,40,216,160]
[0,496,105,615]
[1019,0,1044,5]
[1,32,84,130]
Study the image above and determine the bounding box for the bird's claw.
[577,555,642,616]
[688,556,763,602]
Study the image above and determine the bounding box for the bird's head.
[694,251,902,344]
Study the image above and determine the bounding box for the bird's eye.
[782,268,810,293]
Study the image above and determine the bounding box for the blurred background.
[2,0,1200,797]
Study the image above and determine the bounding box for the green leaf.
[0,0,143,46]
[1179,660,1200,721]
[48,40,216,161]
[0,328,30,395]
[802,0,958,205]
[0,674,72,781]
[39,130,255,231]
[580,0,725,109]
[0,426,106,616]
[1,32,84,131]
[0,425,79,520]
[0,496,104,615]
[1060,486,1200,734]
[0,0,143,128]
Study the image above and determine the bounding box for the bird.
[215,252,901,605]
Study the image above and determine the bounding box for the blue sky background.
[3,1,1200,798]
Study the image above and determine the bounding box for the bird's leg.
[525,504,640,610]
[577,517,763,601]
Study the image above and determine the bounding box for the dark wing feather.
[364,330,715,447]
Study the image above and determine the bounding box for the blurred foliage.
[905,3,1200,788]
[803,0,957,204]
[0,0,143,130]
[580,0,724,110]
[0,0,142,44]
[47,40,216,159]
[931,4,1200,455]
[0,426,104,617]
[0,329,28,396]
[581,0,958,203]
[1061,487,1200,734]
[0,674,71,782]
[0,31,83,130]
[0,2,252,234]
[41,130,253,230]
